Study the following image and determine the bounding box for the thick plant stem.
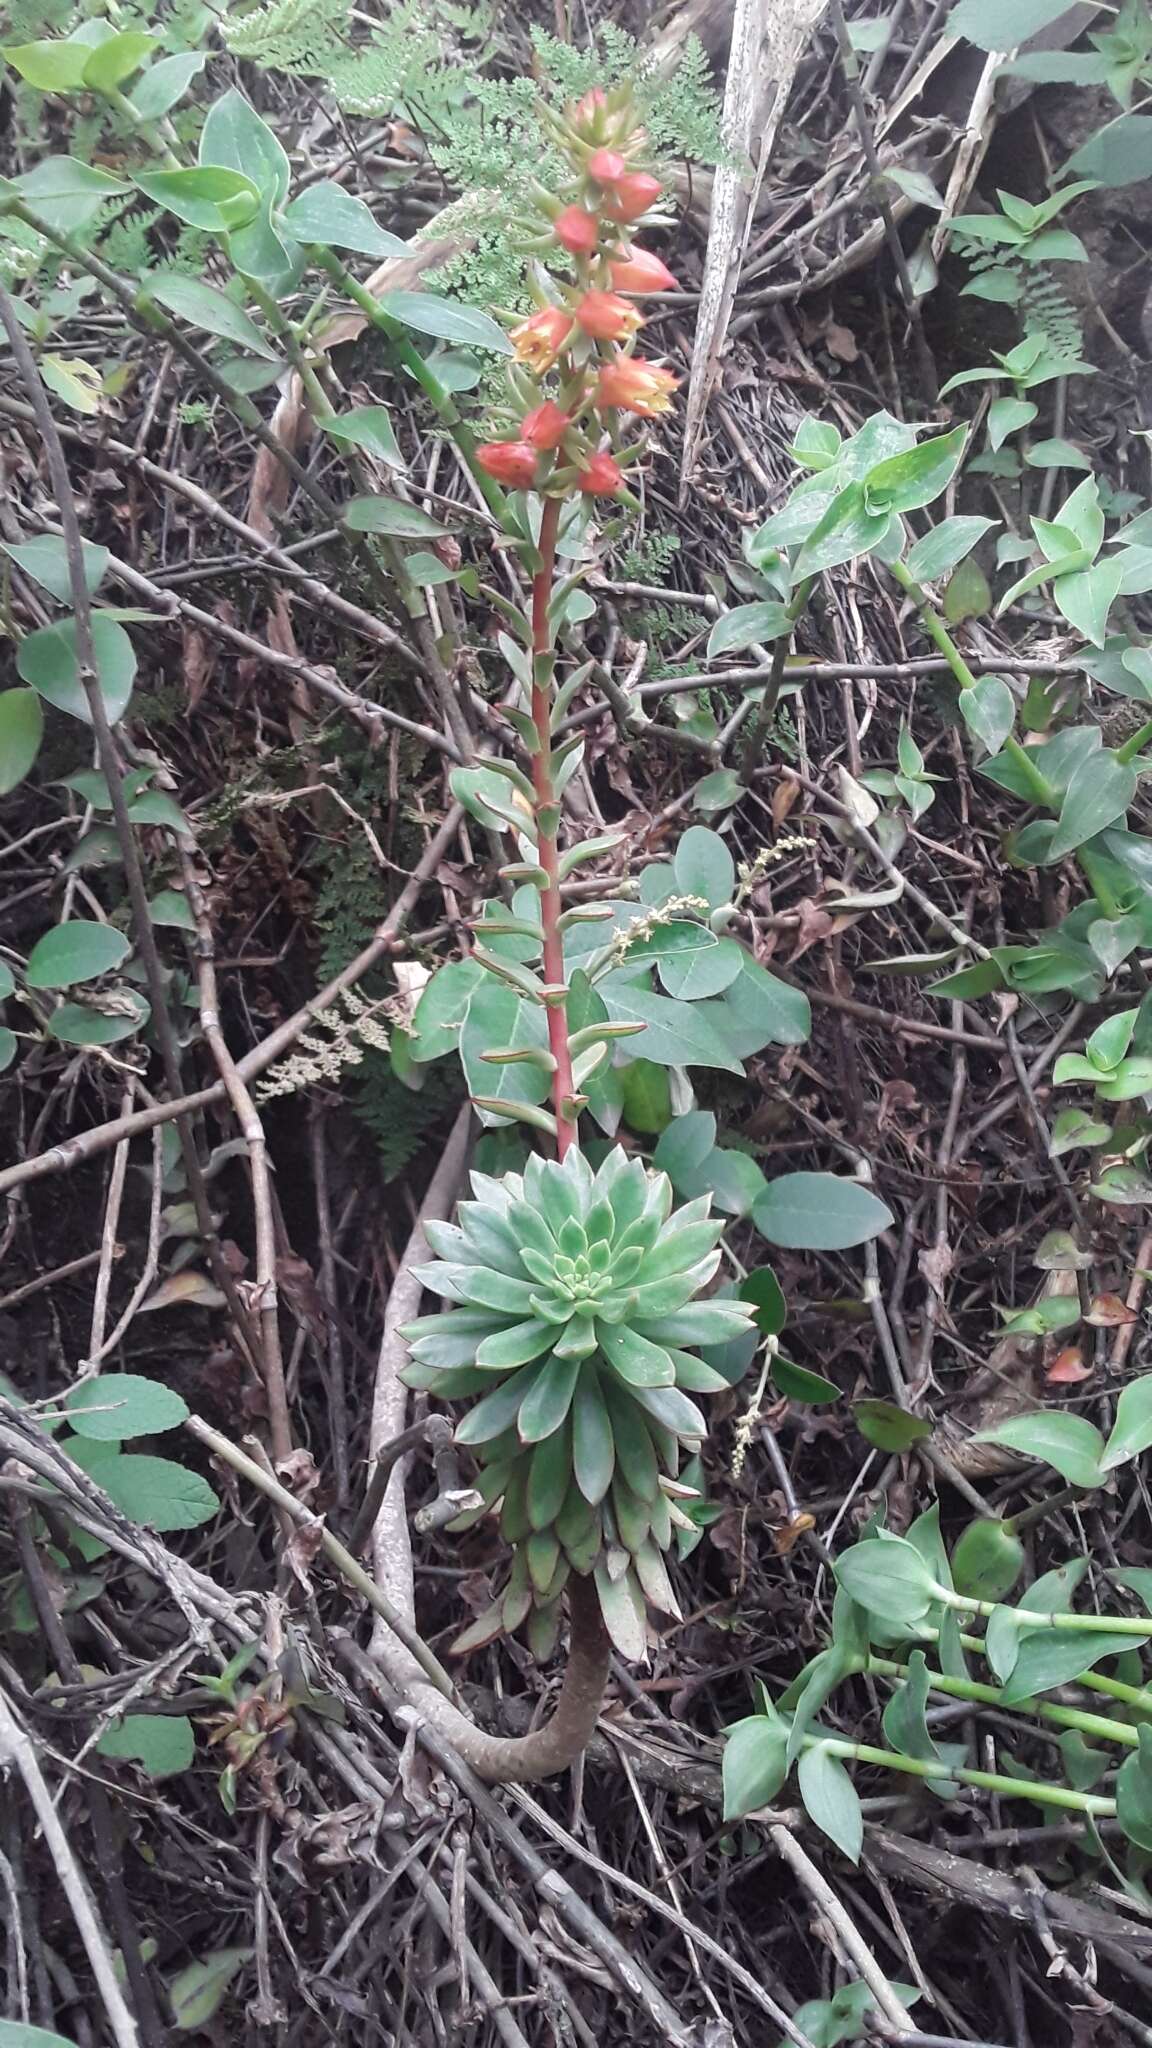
[813,1734,1114,1817]
[887,558,1057,806]
[866,1654,1139,1750]
[531,495,578,1156]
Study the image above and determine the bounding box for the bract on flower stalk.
[416,85,731,1696]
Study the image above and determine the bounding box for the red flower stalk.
[510,306,574,371]
[476,440,538,487]
[577,451,623,495]
[554,205,599,256]
[522,401,572,451]
[602,171,662,223]
[609,248,677,294]
[587,147,627,185]
[574,290,643,341]
[595,355,678,418]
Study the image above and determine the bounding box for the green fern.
[350,1052,461,1180]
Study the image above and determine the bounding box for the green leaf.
[3,39,91,90]
[797,1742,862,1861]
[948,0,1081,54]
[199,88,289,205]
[460,977,550,1125]
[10,156,124,234]
[753,1173,893,1250]
[129,50,206,119]
[65,1372,188,1440]
[572,1374,615,1503]
[1117,1726,1152,1852]
[1054,559,1125,646]
[0,1028,15,1074]
[863,425,967,516]
[943,555,992,624]
[1,534,108,602]
[168,1947,253,2032]
[149,888,195,930]
[82,29,155,89]
[18,612,136,726]
[47,996,149,1046]
[905,516,996,583]
[1067,114,1152,188]
[794,481,891,577]
[707,601,792,659]
[96,1711,194,1778]
[25,920,129,989]
[343,495,447,537]
[322,405,406,469]
[0,2026,81,2047]
[380,291,512,354]
[280,181,406,257]
[882,1649,951,1769]
[0,688,43,794]
[987,397,1037,452]
[960,675,1016,755]
[598,978,744,1075]
[618,1058,671,1134]
[788,416,841,469]
[704,952,811,1055]
[973,1411,1105,1488]
[658,936,744,1001]
[771,1355,840,1404]
[147,275,277,360]
[135,167,261,234]
[833,1535,939,1625]
[690,767,744,815]
[226,195,302,290]
[722,1714,789,1818]
[1025,438,1093,472]
[1049,752,1137,860]
[740,1267,786,1337]
[411,957,484,1060]
[1101,1375,1152,1471]
[1000,1626,1144,1705]
[950,1519,1024,1603]
[853,1399,930,1452]
[67,1441,218,1529]
[672,824,734,910]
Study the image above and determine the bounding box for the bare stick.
[0,1681,140,2048]
[770,1822,916,2035]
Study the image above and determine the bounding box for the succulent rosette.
[400,1146,754,1658]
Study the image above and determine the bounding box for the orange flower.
[554,205,599,256]
[577,451,623,496]
[596,355,678,418]
[609,248,678,294]
[602,171,662,223]
[510,306,574,371]
[588,147,627,184]
[521,401,572,451]
[476,440,538,487]
[574,290,643,341]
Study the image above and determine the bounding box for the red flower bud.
[571,87,608,129]
[595,354,678,418]
[588,147,627,185]
[609,248,678,294]
[577,451,623,496]
[476,440,538,488]
[554,205,599,256]
[602,171,662,223]
[510,306,574,371]
[521,401,572,451]
[574,289,643,342]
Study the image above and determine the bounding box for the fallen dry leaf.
[139,1270,227,1312]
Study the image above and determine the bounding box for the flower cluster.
[400,1147,753,1658]
[476,85,679,503]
